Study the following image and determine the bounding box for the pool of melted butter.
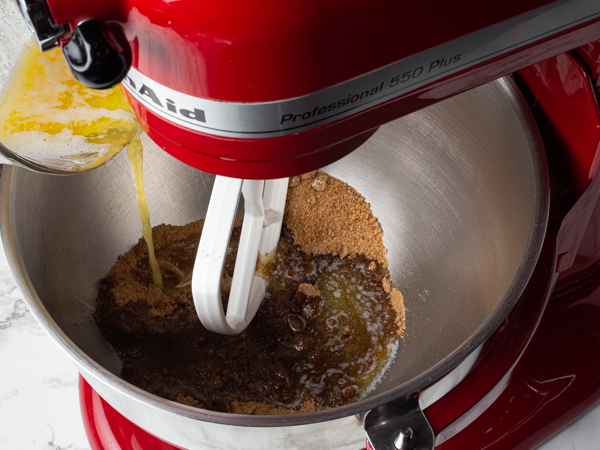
[94,223,399,412]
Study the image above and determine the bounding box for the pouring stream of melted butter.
[1,42,164,288]
[127,137,164,289]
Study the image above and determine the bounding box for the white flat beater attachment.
[192,175,289,335]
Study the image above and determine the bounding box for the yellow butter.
[0,43,139,171]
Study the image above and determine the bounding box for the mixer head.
[16,0,600,179]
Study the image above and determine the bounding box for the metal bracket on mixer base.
[364,395,434,450]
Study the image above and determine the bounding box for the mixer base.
[79,265,600,450]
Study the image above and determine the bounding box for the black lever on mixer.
[62,19,131,90]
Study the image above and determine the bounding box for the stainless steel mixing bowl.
[0,77,548,449]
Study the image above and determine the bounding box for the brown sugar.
[94,225,401,415]
[101,221,203,317]
[310,172,328,191]
[228,399,325,415]
[382,277,392,294]
[285,170,388,267]
[286,170,405,336]
[176,394,203,408]
[93,170,406,416]
[297,283,321,298]
[390,288,406,337]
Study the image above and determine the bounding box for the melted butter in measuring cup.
[0,43,139,171]
[0,43,164,288]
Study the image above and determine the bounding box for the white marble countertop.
[0,235,597,450]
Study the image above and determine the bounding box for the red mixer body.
[32,0,600,448]
[44,0,600,178]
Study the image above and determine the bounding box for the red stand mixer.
[8,0,600,449]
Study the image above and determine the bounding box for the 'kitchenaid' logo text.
[123,76,206,123]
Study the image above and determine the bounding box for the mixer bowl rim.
[0,76,550,427]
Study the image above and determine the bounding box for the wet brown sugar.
[286,171,405,336]
[93,171,405,414]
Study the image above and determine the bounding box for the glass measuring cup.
[0,0,139,174]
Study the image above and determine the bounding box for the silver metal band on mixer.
[122,0,600,139]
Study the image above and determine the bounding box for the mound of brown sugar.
[287,170,405,337]
[285,170,388,267]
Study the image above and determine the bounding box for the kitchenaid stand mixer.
[5,0,600,449]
